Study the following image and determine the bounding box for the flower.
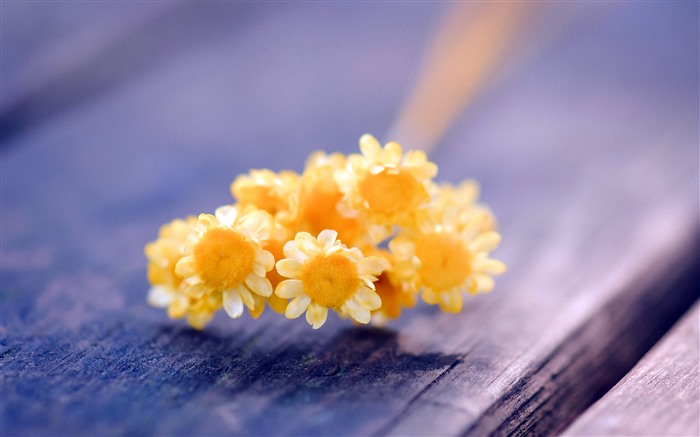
[274,230,389,329]
[391,210,505,313]
[145,217,194,319]
[175,206,275,320]
[146,217,195,296]
[261,219,293,315]
[230,169,300,226]
[363,248,418,325]
[335,134,437,229]
[147,134,506,329]
[428,180,497,232]
[298,151,367,247]
[145,217,223,330]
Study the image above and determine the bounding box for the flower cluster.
[145,134,505,330]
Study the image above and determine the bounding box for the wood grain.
[1,2,698,436]
[564,303,700,436]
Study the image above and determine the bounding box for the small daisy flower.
[274,230,389,329]
[145,217,195,300]
[181,292,222,330]
[335,134,438,228]
[259,219,293,316]
[363,248,418,325]
[391,211,505,313]
[230,169,300,226]
[175,205,275,320]
[145,217,196,319]
[428,180,497,232]
[145,217,224,330]
[298,151,367,247]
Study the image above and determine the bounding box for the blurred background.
[1,2,698,435]
[3,1,696,252]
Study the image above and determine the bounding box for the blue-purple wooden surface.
[1,2,698,436]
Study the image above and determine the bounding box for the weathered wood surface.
[564,303,700,436]
[1,2,698,436]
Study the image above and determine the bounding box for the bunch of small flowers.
[145,134,505,330]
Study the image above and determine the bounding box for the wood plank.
[1,2,698,436]
[563,303,700,436]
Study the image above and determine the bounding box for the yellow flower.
[335,134,437,228]
[274,230,389,329]
[145,217,224,330]
[260,219,293,316]
[230,169,300,226]
[298,151,367,247]
[175,206,275,320]
[180,293,222,330]
[363,248,418,325]
[145,217,194,318]
[428,180,497,232]
[391,210,505,313]
[145,217,196,296]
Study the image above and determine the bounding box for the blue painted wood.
[1,2,698,436]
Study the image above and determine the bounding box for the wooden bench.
[2,2,698,435]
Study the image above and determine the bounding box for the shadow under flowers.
[149,323,461,436]
[2,316,460,436]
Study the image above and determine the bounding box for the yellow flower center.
[193,228,256,291]
[359,169,428,215]
[414,232,471,290]
[301,253,359,308]
[238,186,286,215]
[301,185,364,246]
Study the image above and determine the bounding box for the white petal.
[174,256,196,278]
[238,284,255,309]
[461,212,488,238]
[317,229,338,251]
[403,150,427,166]
[358,256,390,276]
[474,274,495,292]
[367,224,392,244]
[359,134,382,162]
[360,276,376,291]
[283,240,308,263]
[295,231,320,255]
[473,258,506,275]
[253,262,267,277]
[275,279,304,298]
[333,170,356,193]
[285,295,311,319]
[255,249,275,272]
[223,289,244,319]
[344,298,371,324]
[355,286,382,311]
[470,231,501,253]
[389,238,415,258]
[238,210,270,241]
[348,154,366,173]
[147,286,175,308]
[306,303,328,329]
[184,281,209,298]
[276,259,302,279]
[214,205,238,226]
[245,274,273,297]
[384,141,403,165]
[249,294,266,320]
[197,213,219,231]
